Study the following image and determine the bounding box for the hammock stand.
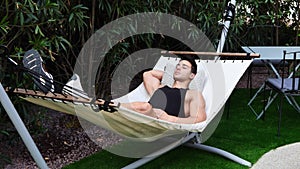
[2,49,259,168]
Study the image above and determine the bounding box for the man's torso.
[148,85,192,117]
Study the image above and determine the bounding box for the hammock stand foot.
[122,133,251,169]
[184,143,252,167]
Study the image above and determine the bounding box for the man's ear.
[189,73,196,79]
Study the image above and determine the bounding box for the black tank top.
[148,86,187,117]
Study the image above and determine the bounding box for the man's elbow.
[195,112,207,123]
[143,71,151,81]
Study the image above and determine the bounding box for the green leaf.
[0,130,9,136]
[0,15,8,33]
[69,13,74,22]
[28,0,35,12]
[35,25,39,34]
[20,12,24,26]
[34,25,45,37]
[47,19,56,22]
[27,13,38,21]
[38,28,45,37]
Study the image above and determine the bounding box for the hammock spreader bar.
[161,51,260,58]
[6,87,119,113]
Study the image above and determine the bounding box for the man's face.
[173,60,195,82]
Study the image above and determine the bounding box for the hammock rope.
[5,87,119,113]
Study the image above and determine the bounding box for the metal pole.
[0,83,48,169]
[217,0,236,53]
[184,143,252,167]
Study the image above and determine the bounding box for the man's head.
[173,55,197,83]
[180,55,197,74]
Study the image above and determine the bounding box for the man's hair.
[180,55,197,74]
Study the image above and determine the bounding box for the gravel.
[1,110,122,169]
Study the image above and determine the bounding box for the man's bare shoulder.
[187,89,201,94]
[187,89,204,99]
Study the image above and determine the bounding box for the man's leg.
[22,49,88,97]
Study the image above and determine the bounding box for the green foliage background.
[1,0,299,85]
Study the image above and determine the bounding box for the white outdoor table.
[242,46,300,119]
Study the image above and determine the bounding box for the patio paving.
[251,142,300,169]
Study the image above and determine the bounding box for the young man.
[121,56,206,124]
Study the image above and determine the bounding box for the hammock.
[9,53,257,141]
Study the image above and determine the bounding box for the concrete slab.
[251,142,300,169]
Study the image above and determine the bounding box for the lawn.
[63,89,300,169]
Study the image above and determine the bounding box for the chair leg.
[262,83,267,120]
[285,95,300,113]
[277,94,284,137]
[248,83,265,117]
[226,97,231,119]
[226,90,234,119]
[248,65,253,98]
[257,90,278,120]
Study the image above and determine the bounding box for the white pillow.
[161,61,207,91]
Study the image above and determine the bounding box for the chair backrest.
[282,51,300,92]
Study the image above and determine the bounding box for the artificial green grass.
[63,89,300,169]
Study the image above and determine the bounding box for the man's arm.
[184,91,206,123]
[143,70,164,95]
